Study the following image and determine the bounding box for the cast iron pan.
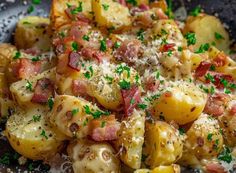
[0,0,236,172]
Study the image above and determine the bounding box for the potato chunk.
[134,164,180,173]
[183,14,230,52]
[14,16,51,51]
[67,139,120,173]
[153,82,207,125]
[115,109,145,169]
[143,121,183,168]
[0,44,16,73]
[92,0,131,29]
[5,106,66,160]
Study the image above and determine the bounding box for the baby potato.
[92,0,131,30]
[50,0,92,30]
[153,82,207,125]
[134,164,180,173]
[0,44,16,73]
[67,139,120,173]
[143,121,183,168]
[10,68,56,108]
[14,16,51,51]
[115,109,145,169]
[183,14,230,52]
[5,106,66,160]
[49,95,107,138]
[184,114,223,160]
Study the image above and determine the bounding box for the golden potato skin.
[115,110,145,169]
[183,14,230,52]
[153,82,207,125]
[92,0,131,30]
[0,44,16,73]
[184,114,223,160]
[5,107,66,160]
[134,164,180,173]
[14,16,51,51]
[67,139,120,173]
[143,121,183,168]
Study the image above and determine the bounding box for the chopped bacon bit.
[164,91,172,97]
[114,39,141,63]
[159,43,175,52]
[145,76,160,92]
[139,4,150,11]
[121,85,141,117]
[118,0,127,6]
[11,58,41,79]
[72,80,87,96]
[31,78,54,104]
[206,163,227,173]
[195,61,211,78]
[68,52,80,71]
[229,103,236,115]
[23,48,41,56]
[89,115,120,141]
[197,137,204,147]
[80,47,109,63]
[204,93,230,117]
[55,44,64,55]
[213,53,227,67]
[213,73,233,89]
[106,39,113,48]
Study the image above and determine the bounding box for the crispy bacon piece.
[206,163,227,173]
[89,115,120,141]
[68,52,80,71]
[11,58,41,79]
[114,39,141,63]
[145,76,160,92]
[195,61,211,78]
[159,43,175,52]
[229,103,236,115]
[72,80,87,96]
[213,73,233,89]
[204,93,230,117]
[31,78,54,104]
[118,0,127,6]
[80,47,110,62]
[213,53,227,67]
[121,85,141,117]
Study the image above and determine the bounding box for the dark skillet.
[0,0,235,172]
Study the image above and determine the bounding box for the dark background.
[0,0,235,172]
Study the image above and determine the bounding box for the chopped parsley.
[210,64,216,71]
[26,80,33,91]
[31,56,40,62]
[48,97,54,111]
[101,121,106,128]
[13,51,21,59]
[137,103,147,110]
[161,29,168,35]
[84,66,94,79]
[59,31,66,38]
[115,64,130,78]
[82,35,90,41]
[229,83,236,89]
[218,147,232,163]
[167,50,172,57]
[119,79,131,90]
[114,41,121,49]
[27,5,34,14]
[102,4,109,11]
[23,21,31,25]
[224,88,231,94]
[184,32,196,46]
[72,108,79,116]
[210,86,215,94]
[40,130,48,140]
[178,128,185,135]
[135,74,140,84]
[156,71,160,79]
[130,98,135,104]
[126,0,137,6]
[190,6,201,16]
[32,115,41,122]
[71,42,79,51]
[71,2,83,14]
[32,0,41,4]
[215,32,224,40]
[205,73,215,83]
[137,29,145,42]
[104,75,113,84]
[83,118,89,126]
[195,43,210,53]
[100,39,107,52]
[207,133,213,141]
[178,46,183,52]
[0,153,10,165]
[84,105,110,119]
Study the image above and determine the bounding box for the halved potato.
[183,14,230,52]
[14,16,51,51]
[92,0,131,30]
[5,106,66,160]
[134,164,180,173]
[67,139,120,173]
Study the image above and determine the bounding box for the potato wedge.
[134,164,180,173]
[153,81,207,125]
[143,121,183,168]
[183,14,230,52]
[115,109,145,169]
[50,0,92,30]
[5,106,66,160]
[10,68,56,108]
[92,0,131,30]
[67,139,120,173]
[14,16,51,51]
